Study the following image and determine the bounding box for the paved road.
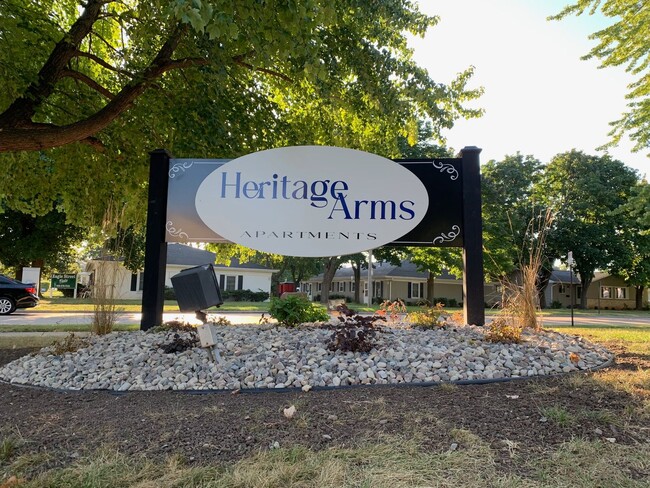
[1,310,649,327]
[0,311,270,327]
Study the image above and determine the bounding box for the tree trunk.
[427,272,435,304]
[353,265,361,303]
[636,285,644,310]
[320,257,340,305]
[580,277,593,309]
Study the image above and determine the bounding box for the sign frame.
[141,147,484,330]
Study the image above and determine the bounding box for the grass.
[1,323,649,486]
[34,298,273,313]
[0,324,139,333]
[3,438,648,488]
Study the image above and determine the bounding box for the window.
[130,272,145,292]
[338,281,346,292]
[373,281,383,297]
[350,282,356,292]
[601,286,612,299]
[226,276,236,291]
[317,283,322,292]
[616,287,627,299]
[409,282,423,299]
[558,285,566,294]
[576,286,582,300]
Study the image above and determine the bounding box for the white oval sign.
[195,146,429,256]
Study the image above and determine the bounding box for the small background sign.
[51,273,77,289]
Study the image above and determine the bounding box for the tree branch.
[60,69,115,99]
[0,22,190,152]
[89,30,123,57]
[0,0,109,128]
[232,53,293,82]
[73,49,133,77]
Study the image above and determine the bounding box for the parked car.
[0,275,39,315]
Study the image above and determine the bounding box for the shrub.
[269,295,329,327]
[326,303,383,353]
[327,323,377,353]
[164,286,176,300]
[407,303,449,329]
[51,333,90,355]
[550,300,563,309]
[222,289,269,302]
[484,316,523,343]
[377,299,406,323]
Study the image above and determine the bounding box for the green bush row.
[164,286,269,302]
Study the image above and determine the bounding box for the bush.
[432,297,448,307]
[164,286,176,300]
[550,300,563,309]
[485,316,523,344]
[269,295,329,327]
[326,303,383,353]
[328,293,347,300]
[407,303,449,329]
[222,289,269,302]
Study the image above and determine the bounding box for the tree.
[481,153,545,280]
[552,2,650,153]
[408,247,462,303]
[0,207,84,277]
[105,226,146,273]
[1,0,482,235]
[609,180,650,309]
[540,150,639,308]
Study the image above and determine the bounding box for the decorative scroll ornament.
[166,221,189,240]
[169,161,194,178]
[432,161,459,181]
[432,225,461,245]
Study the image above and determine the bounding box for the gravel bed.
[0,324,613,391]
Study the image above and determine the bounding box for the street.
[1,310,649,327]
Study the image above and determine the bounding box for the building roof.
[167,243,216,266]
[213,258,276,271]
[549,269,609,284]
[168,244,276,271]
[308,260,459,281]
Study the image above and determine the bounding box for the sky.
[410,0,648,177]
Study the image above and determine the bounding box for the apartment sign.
[167,146,430,256]
[143,146,486,330]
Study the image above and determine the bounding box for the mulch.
[0,343,648,476]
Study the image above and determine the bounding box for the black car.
[0,275,39,315]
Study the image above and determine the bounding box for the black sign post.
[141,149,171,331]
[460,147,485,326]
